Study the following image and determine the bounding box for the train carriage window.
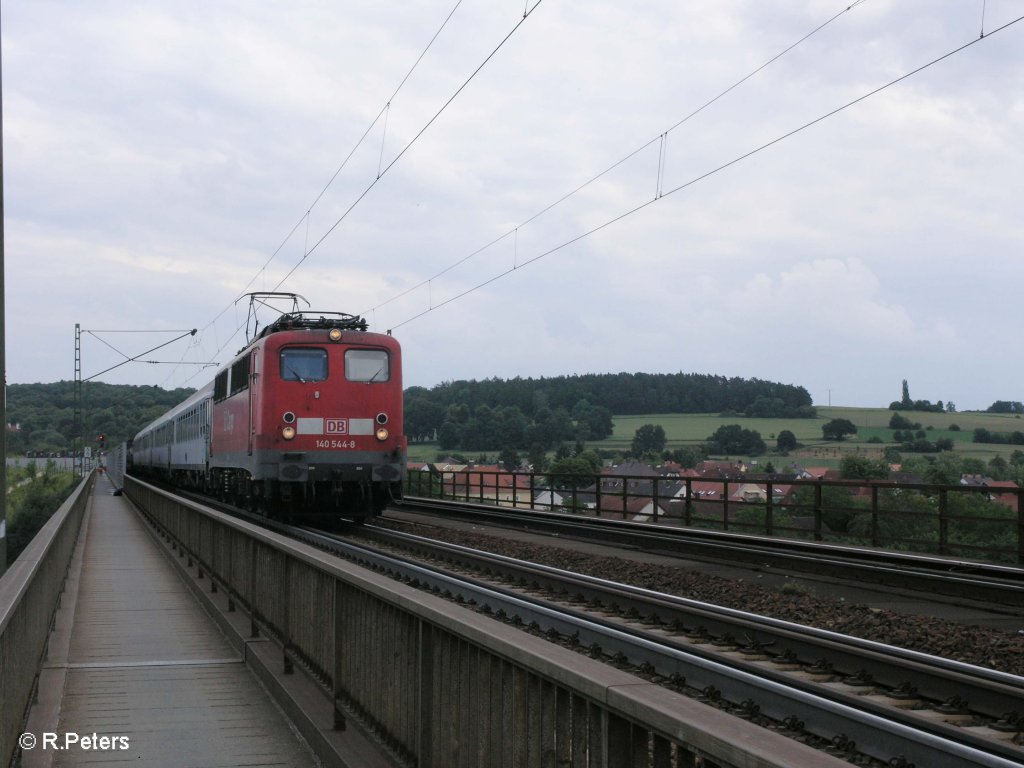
[345,349,389,382]
[214,371,228,401]
[230,355,250,396]
[280,348,328,382]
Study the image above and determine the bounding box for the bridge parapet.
[0,473,95,768]
[126,476,843,768]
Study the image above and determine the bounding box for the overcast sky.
[4,0,1022,410]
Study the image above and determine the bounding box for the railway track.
[155,485,1023,765]
[280,520,1023,768]
[396,496,1024,610]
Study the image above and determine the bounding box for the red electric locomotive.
[130,300,405,523]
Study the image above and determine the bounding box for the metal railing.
[0,473,95,768]
[124,475,840,768]
[405,469,1024,564]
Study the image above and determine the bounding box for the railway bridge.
[0,472,928,767]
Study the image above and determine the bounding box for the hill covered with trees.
[6,381,194,454]
[6,372,813,457]
[405,372,814,451]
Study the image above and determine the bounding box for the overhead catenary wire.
[164,0,468,385]
[169,0,841,384]
[84,329,210,380]
[361,0,868,320]
[385,13,1024,333]
[165,0,542,386]
[235,0,467,302]
[269,0,547,294]
[377,102,391,179]
[85,330,198,382]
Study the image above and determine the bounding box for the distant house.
[960,474,989,487]
[961,475,1020,509]
[792,465,837,481]
[658,460,686,476]
[444,464,533,506]
[694,460,746,478]
[984,480,1020,510]
[533,489,565,510]
[624,496,673,521]
[601,460,660,490]
[681,479,726,500]
[730,483,770,503]
[884,471,924,485]
[608,459,660,477]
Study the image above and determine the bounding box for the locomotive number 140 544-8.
[315,439,358,449]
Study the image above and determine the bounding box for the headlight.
[282,426,296,440]
[328,328,343,342]
[375,427,389,441]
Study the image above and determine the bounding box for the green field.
[609,407,1023,465]
[409,406,1024,466]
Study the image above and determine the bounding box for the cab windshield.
[345,349,389,382]
[280,348,328,382]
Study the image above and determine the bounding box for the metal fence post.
[652,477,660,523]
[1018,489,1024,566]
[871,486,880,547]
[814,483,823,541]
[938,489,949,555]
[722,480,730,531]
[685,477,692,526]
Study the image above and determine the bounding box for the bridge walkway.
[22,474,318,767]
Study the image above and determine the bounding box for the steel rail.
[397,496,1024,608]
[286,522,1024,768]
[361,524,1024,719]
[153,485,1024,765]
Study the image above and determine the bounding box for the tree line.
[973,428,1024,446]
[7,372,813,458]
[407,372,813,424]
[5,461,80,563]
[888,379,951,413]
[405,372,814,449]
[6,381,194,455]
[986,401,1024,415]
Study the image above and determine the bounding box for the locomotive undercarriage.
[209,468,395,525]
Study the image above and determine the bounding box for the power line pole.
[74,327,207,480]
[1,5,8,576]
[74,324,83,477]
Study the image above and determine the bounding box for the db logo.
[326,418,348,435]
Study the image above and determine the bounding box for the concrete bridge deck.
[21,475,318,767]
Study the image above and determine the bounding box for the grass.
[613,407,1023,465]
[610,414,822,443]
[408,406,1024,466]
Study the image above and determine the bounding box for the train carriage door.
[248,349,259,456]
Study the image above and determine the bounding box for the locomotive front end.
[253,319,406,521]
